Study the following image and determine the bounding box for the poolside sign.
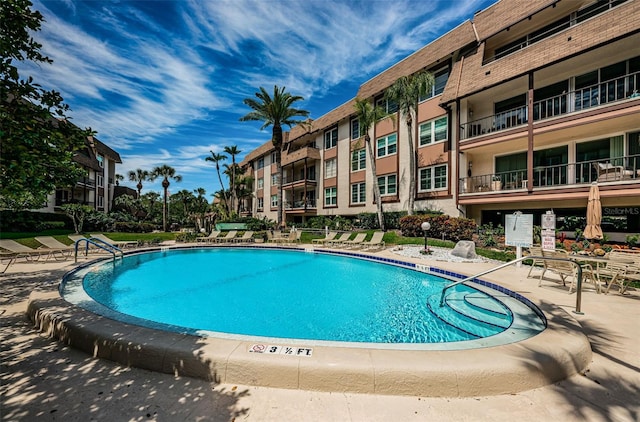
[249,344,313,357]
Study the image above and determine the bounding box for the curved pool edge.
[26,285,592,397]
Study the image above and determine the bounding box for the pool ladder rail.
[74,238,124,263]
[439,255,587,314]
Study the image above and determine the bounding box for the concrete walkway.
[1,249,638,421]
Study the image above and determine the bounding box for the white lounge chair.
[0,239,66,261]
[233,231,255,243]
[359,232,386,250]
[215,230,238,243]
[196,230,221,243]
[312,232,337,244]
[340,233,367,248]
[90,234,139,249]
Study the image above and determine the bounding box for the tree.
[384,70,435,214]
[150,165,182,231]
[61,203,92,234]
[204,151,228,213]
[128,169,149,199]
[223,145,241,213]
[1,0,92,209]
[114,173,124,186]
[353,98,392,230]
[172,189,194,224]
[240,85,309,228]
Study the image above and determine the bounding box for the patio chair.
[526,246,545,278]
[232,231,255,243]
[359,232,386,250]
[340,233,367,248]
[0,239,65,261]
[34,236,74,259]
[609,261,640,294]
[196,230,221,243]
[215,230,238,243]
[90,234,139,249]
[325,232,353,248]
[312,232,337,245]
[601,260,633,294]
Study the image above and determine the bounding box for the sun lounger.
[196,230,221,243]
[325,232,353,247]
[359,232,386,250]
[90,234,139,249]
[34,236,74,259]
[215,230,238,243]
[233,231,255,243]
[0,239,67,261]
[340,233,367,248]
[312,232,337,244]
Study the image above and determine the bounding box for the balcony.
[76,177,96,188]
[281,175,317,187]
[282,145,321,166]
[461,71,640,140]
[460,155,640,194]
[284,198,317,211]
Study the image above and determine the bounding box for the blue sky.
[22,0,495,198]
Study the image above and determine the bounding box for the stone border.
[26,246,592,397]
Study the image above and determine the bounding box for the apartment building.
[241,0,640,234]
[38,136,122,213]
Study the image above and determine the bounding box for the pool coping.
[26,245,593,397]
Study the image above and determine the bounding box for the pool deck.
[1,245,639,421]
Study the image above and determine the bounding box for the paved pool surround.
[26,245,592,397]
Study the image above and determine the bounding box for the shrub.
[175,232,198,243]
[399,214,476,241]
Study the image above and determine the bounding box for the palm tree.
[128,169,150,199]
[223,145,241,212]
[114,173,124,186]
[240,85,310,228]
[353,98,392,230]
[205,151,229,213]
[384,69,435,214]
[172,189,194,223]
[150,164,182,231]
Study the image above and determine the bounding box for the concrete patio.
[1,247,638,421]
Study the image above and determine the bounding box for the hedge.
[400,214,477,241]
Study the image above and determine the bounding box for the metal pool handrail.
[74,238,123,263]
[439,255,585,314]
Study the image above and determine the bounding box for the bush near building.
[400,215,477,241]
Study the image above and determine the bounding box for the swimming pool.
[32,245,592,396]
[61,247,544,348]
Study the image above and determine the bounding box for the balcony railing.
[284,198,317,210]
[281,175,317,185]
[460,156,640,194]
[461,71,640,140]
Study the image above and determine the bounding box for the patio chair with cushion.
[526,246,545,279]
[594,162,636,182]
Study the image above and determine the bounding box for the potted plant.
[491,175,502,191]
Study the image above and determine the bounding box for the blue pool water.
[67,248,517,344]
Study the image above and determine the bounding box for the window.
[324,158,337,178]
[351,149,366,171]
[376,134,397,158]
[351,182,366,204]
[419,164,448,191]
[419,117,448,146]
[324,127,338,149]
[324,187,337,206]
[97,195,104,208]
[376,96,398,114]
[97,174,104,188]
[377,174,397,196]
[419,67,449,101]
[270,194,278,208]
[257,178,264,189]
[271,174,278,186]
[271,152,277,165]
[351,119,360,139]
[97,154,104,168]
[257,157,264,169]
[257,197,264,209]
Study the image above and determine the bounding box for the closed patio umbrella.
[584,183,603,240]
